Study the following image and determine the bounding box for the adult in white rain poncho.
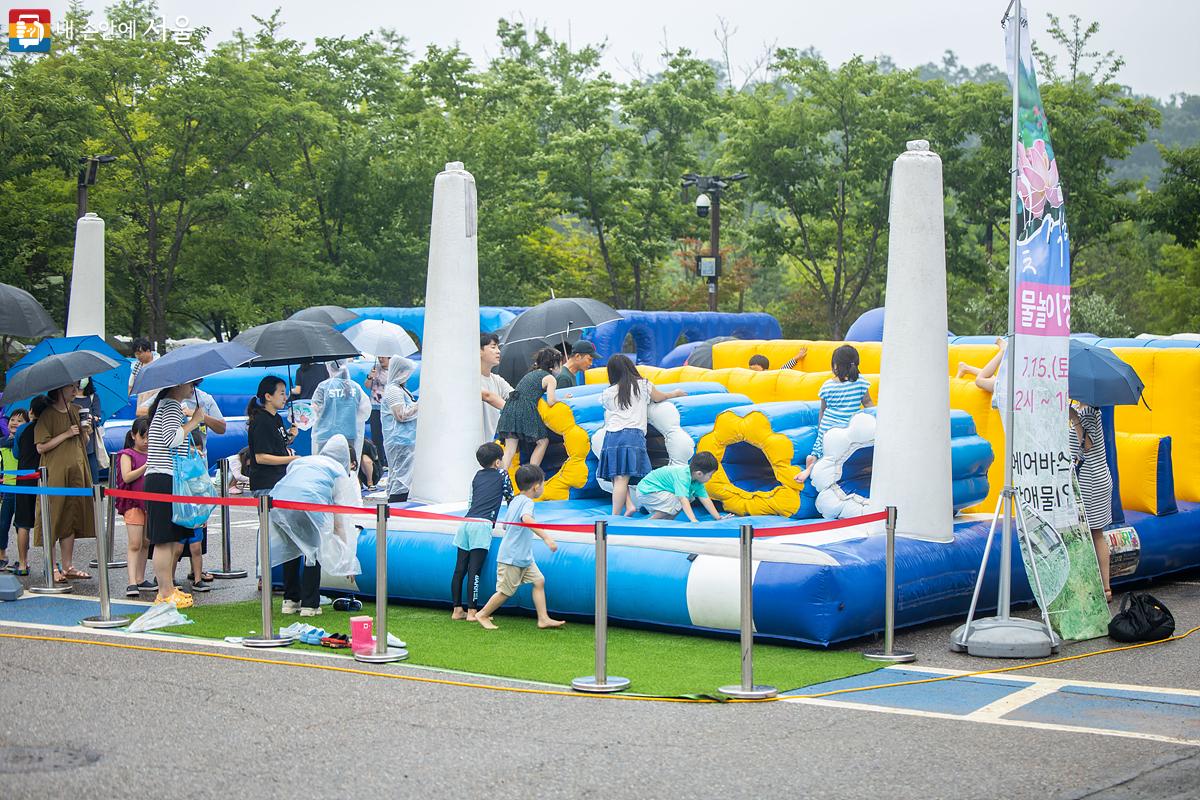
[268,434,362,614]
[311,360,371,458]
[381,356,419,502]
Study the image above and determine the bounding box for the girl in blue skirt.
[598,355,686,516]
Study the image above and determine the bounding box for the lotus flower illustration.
[1017,138,1064,218]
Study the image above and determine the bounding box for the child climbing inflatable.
[796,345,873,484]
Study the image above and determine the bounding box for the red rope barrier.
[105,487,877,537]
[105,487,259,508]
[754,510,889,537]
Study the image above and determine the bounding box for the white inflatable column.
[410,162,484,503]
[65,213,105,337]
[872,141,953,542]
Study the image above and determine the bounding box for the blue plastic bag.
[172,441,215,529]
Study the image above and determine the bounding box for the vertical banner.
[1005,6,1109,640]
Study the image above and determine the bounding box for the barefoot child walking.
[475,464,565,630]
[795,345,873,484]
[450,442,513,621]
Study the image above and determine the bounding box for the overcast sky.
[54,0,1199,99]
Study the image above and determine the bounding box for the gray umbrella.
[500,298,622,347]
[233,320,360,367]
[2,351,120,406]
[289,305,361,328]
[0,283,57,338]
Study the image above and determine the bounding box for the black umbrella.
[500,298,622,347]
[2,351,120,406]
[496,337,557,386]
[1068,339,1145,407]
[233,320,360,367]
[289,305,360,329]
[685,336,738,370]
[0,283,57,338]
[132,342,260,395]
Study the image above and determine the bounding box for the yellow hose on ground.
[1,624,1195,704]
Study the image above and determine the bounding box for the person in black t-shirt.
[246,377,298,494]
[290,362,329,402]
[449,442,513,621]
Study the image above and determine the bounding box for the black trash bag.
[1108,592,1175,642]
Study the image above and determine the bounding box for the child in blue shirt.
[450,442,513,621]
[475,464,565,631]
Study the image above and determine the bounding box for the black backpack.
[1108,592,1175,643]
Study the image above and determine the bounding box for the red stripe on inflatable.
[754,510,889,537]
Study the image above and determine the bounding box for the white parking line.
[783,694,1200,747]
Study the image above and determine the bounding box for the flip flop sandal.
[64,569,92,580]
[320,634,349,649]
[331,598,363,612]
[13,567,29,577]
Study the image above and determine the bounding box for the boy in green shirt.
[632,452,728,522]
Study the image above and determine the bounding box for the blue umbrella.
[6,335,131,421]
[1068,339,1145,407]
[132,342,259,395]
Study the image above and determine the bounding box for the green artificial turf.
[154,598,880,697]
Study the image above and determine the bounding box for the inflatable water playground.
[101,157,1200,648]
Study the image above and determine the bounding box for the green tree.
[1143,144,1200,247]
[726,52,943,337]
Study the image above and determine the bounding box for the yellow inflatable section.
[582,338,1200,513]
[506,399,591,501]
[1114,432,1171,516]
[695,409,804,517]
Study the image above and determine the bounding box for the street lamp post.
[681,172,747,311]
[77,155,117,219]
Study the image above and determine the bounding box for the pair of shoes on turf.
[281,600,321,616]
[331,597,362,612]
[278,623,326,645]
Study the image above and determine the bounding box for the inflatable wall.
[584,311,782,367]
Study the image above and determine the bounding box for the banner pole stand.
[865,507,915,662]
[356,503,407,663]
[572,520,629,693]
[950,489,1059,657]
[719,524,776,699]
[82,486,129,628]
[30,467,70,595]
[211,458,246,579]
[243,495,293,648]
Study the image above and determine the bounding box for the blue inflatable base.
[294,499,1200,648]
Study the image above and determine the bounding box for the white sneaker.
[300,606,322,617]
[281,600,301,615]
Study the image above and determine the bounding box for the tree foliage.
[0,10,1195,348]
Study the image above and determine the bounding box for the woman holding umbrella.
[143,383,205,608]
[33,383,96,582]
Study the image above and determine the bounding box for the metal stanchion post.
[864,506,915,663]
[210,459,246,579]
[356,503,407,663]
[243,495,293,648]
[30,467,70,595]
[82,486,130,628]
[573,520,629,693]
[720,524,776,699]
[90,469,126,570]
